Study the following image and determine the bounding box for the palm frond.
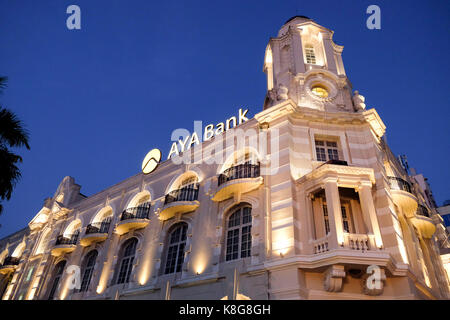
[0,76,7,94]
[0,147,23,201]
[0,107,30,149]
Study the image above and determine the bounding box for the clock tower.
[263,16,359,113]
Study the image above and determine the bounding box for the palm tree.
[0,76,30,215]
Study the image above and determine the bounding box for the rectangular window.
[315,140,340,162]
[305,47,316,64]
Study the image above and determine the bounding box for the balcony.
[80,221,111,247]
[212,163,263,202]
[313,233,377,254]
[159,184,200,221]
[51,234,78,256]
[115,203,151,235]
[388,176,418,218]
[0,256,20,275]
[343,233,376,252]
[410,205,436,239]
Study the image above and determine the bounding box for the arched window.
[179,175,198,188]
[225,205,252,261]
[164,223,187,274]
[48,260,66,300]
[305,45,316,64]
[79,250,98,292]
[116,238,137,284]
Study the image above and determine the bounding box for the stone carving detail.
[362,267,386,296]
[264,84,289,110]
[276,84,289,101]
[324,265,346,292]
[352,91,366,112]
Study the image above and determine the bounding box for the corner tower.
[263,16,355,113]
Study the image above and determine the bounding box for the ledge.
[80,232,108,247]
[115,218,149,235]
[390,189,418,218]
[297,163,375,189]
[158,201,200,221]
[410,215,436,239]
[212,177,263,202]
[0,265,18,275]
[51,244,76,257]
[263,249,409,277]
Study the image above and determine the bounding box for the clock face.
[311,85,329,98]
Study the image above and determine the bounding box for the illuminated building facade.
[1,16,449,300]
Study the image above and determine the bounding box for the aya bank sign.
[141,108,250,174]
[167,108,249,159]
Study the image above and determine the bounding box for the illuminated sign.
[168,108,249,159]
[141,149,161,174]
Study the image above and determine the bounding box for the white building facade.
[1,16,449,300]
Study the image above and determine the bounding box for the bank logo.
[142,149,162,174]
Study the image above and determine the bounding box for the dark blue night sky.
[0,0,449,238]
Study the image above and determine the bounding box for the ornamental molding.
[304,75,338,103]
[324,265,346,292]
[296,163,376,189]
[362,108,386,139]
[254,99,297,124]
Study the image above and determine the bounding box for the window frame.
[116,238,137,284]
[47,260,66,300]
[304,45,317,65]
[225,205,253,262]
[164,223,188,275]
[315,139,340,162]
[79,250,98,292]
[322,201,355,235]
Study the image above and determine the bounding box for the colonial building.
[1,15,449,300]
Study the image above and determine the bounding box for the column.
[358,183,383,249]
[96,234,120,295]
[323,178,343,248]
[320,32,338,73]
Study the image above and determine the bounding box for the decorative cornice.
[254,99,297,124]
[363,108,386,139]
[296,163,376,187]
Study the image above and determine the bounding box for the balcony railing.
[388,176,412,193]
[55,233,79,246]
[218,163,260,186]
[164,183,199,205]
[1,256,20,266]
[120,202,151,221]
[417,204,430,218]
[85,219,111,235]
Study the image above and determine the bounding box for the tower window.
[305,45,316,64]
[315,140,339,162]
